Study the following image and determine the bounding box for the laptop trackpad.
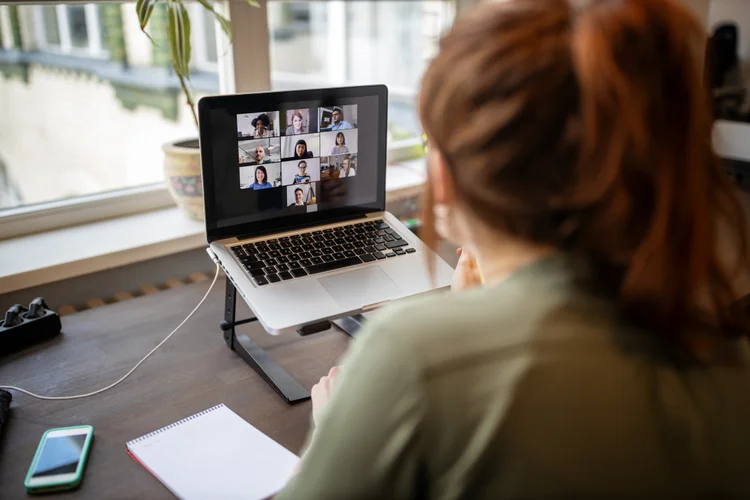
[318,266,402,311]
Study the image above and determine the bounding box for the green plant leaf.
[243,0,261,8]
[195,0,232,40]
[135,0,158,43]
[167,0,191,78]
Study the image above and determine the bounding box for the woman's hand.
[452,247,483,292]
[311,366,340,425]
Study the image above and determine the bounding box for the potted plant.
[136,0,258,220]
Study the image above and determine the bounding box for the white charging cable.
[0,263,221,401]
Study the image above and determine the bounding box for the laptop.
[198,85,454,335]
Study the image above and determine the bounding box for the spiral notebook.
[126,404,299,500]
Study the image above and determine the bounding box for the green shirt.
[275,255,750,499]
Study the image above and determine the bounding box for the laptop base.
[221,280,311,404]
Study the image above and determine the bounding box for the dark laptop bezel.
[198,85,388,244]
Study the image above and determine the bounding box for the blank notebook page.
[126,404,300,500]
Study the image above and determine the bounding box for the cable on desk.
[0,263,221,401]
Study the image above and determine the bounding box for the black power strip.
[0,298,62,356]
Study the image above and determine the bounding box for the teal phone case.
[24,425,94,494]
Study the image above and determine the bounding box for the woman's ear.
[428,149,455,205]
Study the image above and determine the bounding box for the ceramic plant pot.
[163,138,204,221]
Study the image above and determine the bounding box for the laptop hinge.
[235,213,368,241]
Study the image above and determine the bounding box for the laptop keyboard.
[229,220,416,286]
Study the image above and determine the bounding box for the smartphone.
[24,425,94,494]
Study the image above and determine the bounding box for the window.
[0,2,221,217]
[35,5,106,56]
[0,0,456,239]
[67,5,90,49]
[268,1,455,144]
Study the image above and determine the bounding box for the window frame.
[0,0,459,241]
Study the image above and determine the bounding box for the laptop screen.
[199,86,387,242]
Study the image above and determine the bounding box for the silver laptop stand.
[220,280,363,404]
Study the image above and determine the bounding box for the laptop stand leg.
[221,280,310,404]
[331,314,367,338]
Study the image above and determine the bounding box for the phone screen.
[32,434,87,478]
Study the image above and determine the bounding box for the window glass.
[67,5,89,49]
[0,3,220,211]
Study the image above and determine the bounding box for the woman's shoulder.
[346,289,504,385]
[369,287,490,329]
[360,258,618,369]
[359,287,503,357]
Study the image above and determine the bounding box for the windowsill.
[0,160,427,295]
[0,207,206,295]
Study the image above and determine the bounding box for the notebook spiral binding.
[127,404,226,446]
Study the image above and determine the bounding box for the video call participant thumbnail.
[287,183,317,207]
[239,163,281,190]
[281,133,319,160]
[237,111,279,139]
[320,105,357,131]
[320,129,358,156]
[282,158,321,186]
[282,109,319,136]
[321,154,357,179]
[238,138,280,165]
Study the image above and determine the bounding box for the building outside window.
[35,4,108,57]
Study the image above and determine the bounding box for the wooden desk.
[0,277,350,498]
